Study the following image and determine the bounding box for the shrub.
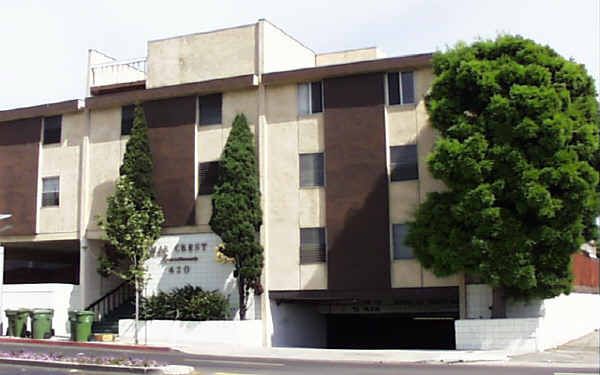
[140,285,230,321]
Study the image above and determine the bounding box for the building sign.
[143,233,237,301]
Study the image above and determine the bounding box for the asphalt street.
[0,342,596,375]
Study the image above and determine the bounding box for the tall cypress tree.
[98,103,164,342]
[210,114,264,320]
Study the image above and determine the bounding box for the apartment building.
[1,20,596,349]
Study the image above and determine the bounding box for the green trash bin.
[75,311,95,342]
[5,309,30,337]
[30,309,54,339]
[68,311,78,341]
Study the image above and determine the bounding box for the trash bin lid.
[76,311,95,316]
[17,309,32,313]
[32,309,53,314]
[4,309,17,315]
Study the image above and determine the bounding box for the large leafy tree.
[98,104,164,342]
[210,114,264,320]
[405,36,599,316]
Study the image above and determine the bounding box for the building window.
[121,104,135,135]
[42,177,59,207]
[43,115,62,144]
[299,153,325,187]
[393,223,414,260]
[300,227,326,264]
[198,94,222,125]
[387,71,415,105]
[198,161,219,195]
[298,81,323,115]
[390,145,418,181]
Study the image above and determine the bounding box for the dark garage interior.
[326,313,457,349]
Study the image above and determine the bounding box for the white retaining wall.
[1,284,81,337]
[118,319,263,347]
[456,292,600,353]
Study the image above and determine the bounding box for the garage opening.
[326,313,457,349]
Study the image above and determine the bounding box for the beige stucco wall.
[388,67,456,288]
[86,107,127,232]
[147,25,257,88]
[262,21,315,74]
[38,112,85,235]
[265,84,301,290]
[316,47,385,66]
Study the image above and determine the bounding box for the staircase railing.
[85,281,135,321]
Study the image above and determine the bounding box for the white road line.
[184,358,285,367]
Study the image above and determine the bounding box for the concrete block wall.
[456,292,600,353]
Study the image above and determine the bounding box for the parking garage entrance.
[270,287,459,350]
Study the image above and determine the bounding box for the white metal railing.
[90,57,147,87]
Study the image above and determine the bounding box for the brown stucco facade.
[323,73,390,290]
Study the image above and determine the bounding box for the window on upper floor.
[387,71,415,105]
[298,81,323,115]
[121,104,135,136]
[198,161,219,195]
[198,94,222,126]
[299,152,325,187]
[393,223,414,260]
[42,177,59,207]
[300,227,327,264]
[43,115,62,145]
[390,145,418,182]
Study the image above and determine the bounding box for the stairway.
[85,281,136,337]
[92,299,135,334]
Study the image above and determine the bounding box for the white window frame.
[385,71,415,106]
[298,81,324,116]
[41,176,60,207]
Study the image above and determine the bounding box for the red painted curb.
[0,337,171,352]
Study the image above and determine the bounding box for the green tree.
[210,114,264,320]
[405,36,599,316]
[98,104,164,342]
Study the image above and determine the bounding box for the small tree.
[210,114,264,320]
[405,36,599,317]
[98,104,164,342]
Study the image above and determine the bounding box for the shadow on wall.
[270,170,390,349]
[87,180,118,232]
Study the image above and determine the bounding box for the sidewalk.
[172,342,510,365]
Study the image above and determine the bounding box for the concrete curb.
[0,337,171,352]
[0,357,168,374]
[176,350,510,366]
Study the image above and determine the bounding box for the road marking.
[554,373,595,375]
[184,358,284,367]
[214,373,257,375]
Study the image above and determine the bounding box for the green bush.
[140,285,230,321]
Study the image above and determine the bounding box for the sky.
[1,0,598,110]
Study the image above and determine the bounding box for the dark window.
[387,72,400,105]
[390,145,418,181]
[311,81,323,113]
[121,105,135,135]
[387,71,415,105]
[300,227,326,264]
[198,161,219,195]
[393,224,414,259]
[43,115,61,144]
[401,71,415,104]
[298,81,323,115]
[299,153,325,187]
[199,94,222,125]
[42,177,59,207]
[4,247,79,284]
